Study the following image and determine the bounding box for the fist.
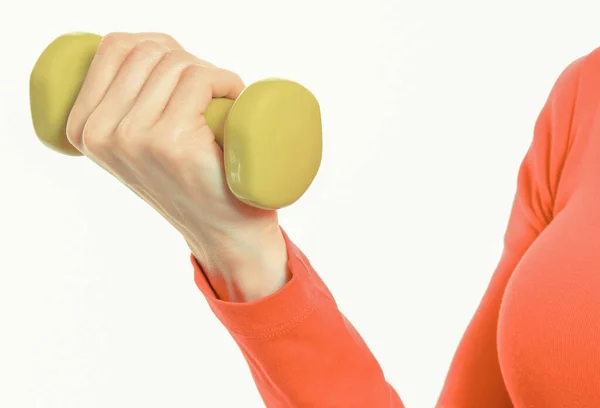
[66,32,283,280]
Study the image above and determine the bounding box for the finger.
[127,49,214,127]
[66,32,183,151]
[83,40,171,151]
[160,65,245,124]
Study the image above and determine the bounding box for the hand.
[66,32,289,301]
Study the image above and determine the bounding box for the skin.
[66,32,289,302]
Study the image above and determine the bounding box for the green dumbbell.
[29,32,322,210]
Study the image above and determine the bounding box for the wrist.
[187,225,290,302]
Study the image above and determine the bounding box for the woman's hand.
[66,32,289,301]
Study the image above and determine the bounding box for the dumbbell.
[29,32,322,210]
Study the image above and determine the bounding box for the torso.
[497,47,600,407]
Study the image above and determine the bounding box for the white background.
[1,1,599,407]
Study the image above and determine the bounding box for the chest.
[497,192,600,407]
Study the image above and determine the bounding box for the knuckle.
[98,32,130,54]
[157,33,181,48]
[181,64,210,85]
[114,118,143,154]
[131,40,169,58]
[81,116,111,154]
[114,116,134,142]
[82,134,109,156]
[156,49,193,74]
[181,64,204,79]
[163,48,190,64]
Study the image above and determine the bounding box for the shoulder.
[535,51,588,132]
[548,53,586,107]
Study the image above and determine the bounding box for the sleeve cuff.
[191,228,317,338]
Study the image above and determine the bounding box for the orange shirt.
[192,47,600,407]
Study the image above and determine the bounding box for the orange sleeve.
[192,54,584,408]
[192,229,404,407]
